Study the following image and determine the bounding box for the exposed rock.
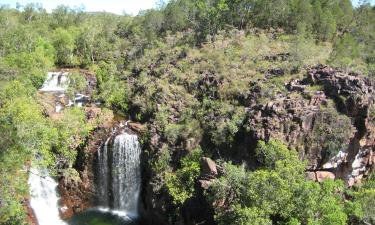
[24,200,38,225]
[263,53,290,62]
[199,179,213,190]
[316,171,335,182]
[128,121,146,133]
[140,65,374,225]
[198,157,218,190]
[247,65,374,186]
[266,68,285,78]
[59,175,93,219]
[306,172,316,181]
[201,157,218,177]
[58,122,114,219]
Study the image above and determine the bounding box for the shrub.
[165,148,202,205]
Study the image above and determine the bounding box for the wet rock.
[24,199,38,225]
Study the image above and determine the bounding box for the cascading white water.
[97,137,110,206]
[40,72,69,92]
[28,168,67,225]
[97,133,141,218]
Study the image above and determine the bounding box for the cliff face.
[56,66,374,225]
[58,107,114,219]
[58,116,145,220]
[140,65,375,225]
[246,65,374,185]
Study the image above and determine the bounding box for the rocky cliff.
[140,65,375,225]
[55,65,374,225]
[247,65,374,185]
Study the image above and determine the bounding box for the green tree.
[329,33,360,71]
[52,27,78,66]
[165,148,202,205]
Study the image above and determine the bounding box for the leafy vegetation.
[206,140,350,225]
[165,148,202,205]
[0,1,374,224]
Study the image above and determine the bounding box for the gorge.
[27,71,142,225]
[28,130,142,225]
[1,2,375,225]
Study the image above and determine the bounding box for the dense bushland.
[0,1,374,225]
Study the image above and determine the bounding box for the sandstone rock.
[199,179,213,190]
[306,172,316,181]
[128,122,145,133]
[200,157,218,177]
[316,171,335,182]
[247,65,374,184]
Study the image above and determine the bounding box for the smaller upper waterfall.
[28,167,67,225]
[97,132,141,218]
[40,72,69,92]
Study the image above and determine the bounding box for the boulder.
[316,171,335,182]
[306,172,316,181]
[200,157,218,177]
[199,179,213,190]
[128,122,145,133]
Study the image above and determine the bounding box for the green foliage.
[349,175,375,224]
[207,139,348,225]
[198,99,246,147]
[96,77,128,112]
[255,139,295,168]
[329,33,361,71]
[0,2,373,224]
[0,81,57,224]
[53,107,93,167]
[309,105,353,161]
[290,22,314,71]
[165,148,202,205]
[52,27,78,66]
[151,145,172,176]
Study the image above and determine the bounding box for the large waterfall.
[97,133,141,218]
[28,168,67,225]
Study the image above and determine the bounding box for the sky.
[0,0,374,15]
[0,0,165,15]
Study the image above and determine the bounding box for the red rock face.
[24,199,38,225]
[58,124,109,219]
[59,175,93,219]
[57,117,144,219]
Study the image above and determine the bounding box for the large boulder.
[316,171,335,182]
[200,157,218,177]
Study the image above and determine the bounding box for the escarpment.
[140,65,374,224]
[247,65,374,185]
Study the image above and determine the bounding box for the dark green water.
[68,209,138,225]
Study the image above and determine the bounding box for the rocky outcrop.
[58,112,143,219]
[24,200,38,225]
[199,157,218,189]
[247,65,375,186]
[140,65,374,225]
[59,120,110,218]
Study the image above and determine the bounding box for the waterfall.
[28,168,67,225]
[40,72,69,92]
[97,133,141,218]
[97,137,110,206]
